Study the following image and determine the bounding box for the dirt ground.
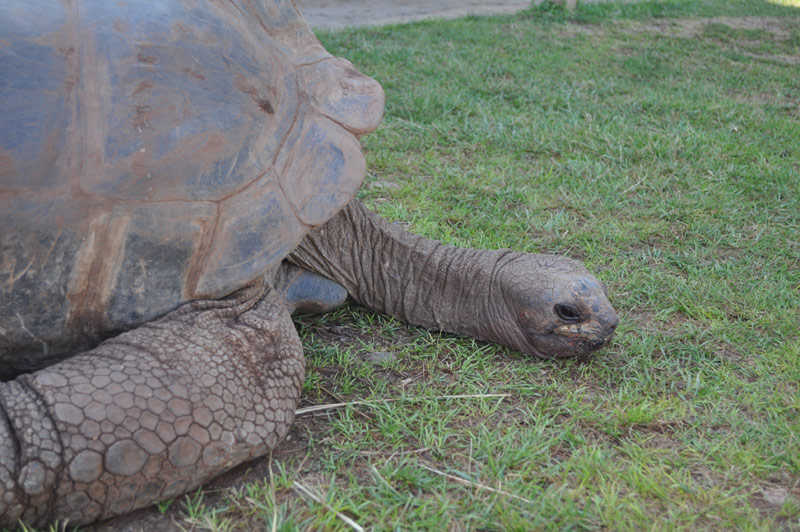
[294,0,532,29]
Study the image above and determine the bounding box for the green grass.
[97,1,800,530]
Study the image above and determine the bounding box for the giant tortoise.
[0,0,619,526]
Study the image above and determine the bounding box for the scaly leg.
[0,279,304,527]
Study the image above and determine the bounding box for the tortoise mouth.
[526,330,612,359]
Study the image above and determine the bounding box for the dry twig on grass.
[295,393,510,416]
[292,481,365,532]
[418,462,535,505]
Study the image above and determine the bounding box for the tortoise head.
[490,253,618,359]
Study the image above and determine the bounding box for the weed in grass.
[181,489,206,521]
[155,497,173,515]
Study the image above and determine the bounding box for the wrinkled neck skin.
[291,200,501,337]
[290,200,617,358]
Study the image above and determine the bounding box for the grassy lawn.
[76,1,800,530]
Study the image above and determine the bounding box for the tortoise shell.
[0,0,384,374]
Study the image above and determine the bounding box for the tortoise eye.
[554,303,581,322]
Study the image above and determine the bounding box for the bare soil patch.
[559,15,799,39]
[630,15,798,38]
[295,0,530,30]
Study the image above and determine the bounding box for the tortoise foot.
[281,263,348,315]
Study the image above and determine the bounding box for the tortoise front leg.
[0,280,304,527]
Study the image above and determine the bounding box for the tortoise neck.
[289,200,506,340]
